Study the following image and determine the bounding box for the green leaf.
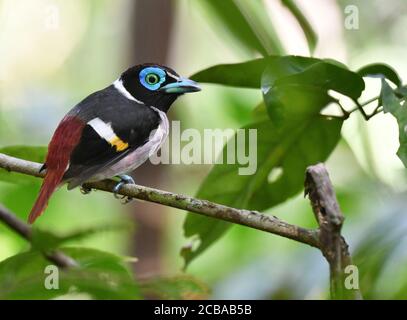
[260,56,320,86]
[191,56,320,88]
[380,79,407,166]
[262,59,364,123]
[0,146,46,185]
[268,60,365,99]
[263,84,334,124]
[191,56,322,89]
[252,102,269,122]
[0,247,140,299]
[281,0,318,54]
[358,63,402,87]
[191,56,364,100]
[140,275,209,300]
[396,85,407,97]
[191,58,274,88]
[182,116,343,267]
[199,0,284,55]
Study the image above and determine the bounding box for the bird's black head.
[119,64,201,112]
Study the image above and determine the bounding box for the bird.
[28,64,201,224]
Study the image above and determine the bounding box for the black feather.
[63,85,161,186]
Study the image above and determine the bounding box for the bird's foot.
[113,175,135,204]
[80,185,92,195]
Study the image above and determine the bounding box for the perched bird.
[28,64,200,224]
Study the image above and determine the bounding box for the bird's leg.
[113,174,135,204]
[80,185,92,195]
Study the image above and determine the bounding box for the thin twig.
[352,99,369,121]
[0,153,320,248]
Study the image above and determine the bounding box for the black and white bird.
[28,64,200,224]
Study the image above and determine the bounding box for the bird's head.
[118,64,201,111]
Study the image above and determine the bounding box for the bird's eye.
[145,73,160,85]
[139,67,166,90]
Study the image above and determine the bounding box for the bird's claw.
[113,175,135,204]
[80,185,92,194]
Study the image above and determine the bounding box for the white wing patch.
[87,118,129,152]
[88,118,116,141]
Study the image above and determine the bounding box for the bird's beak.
[160,78,201,94]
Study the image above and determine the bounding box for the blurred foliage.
[0,247,140,299]
[281,0,317,54]
[197,0,284,55]
[30,223,131,251]
[0,0,407,300]
[140,274,210,300]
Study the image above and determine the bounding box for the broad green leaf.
[281,0,318,54]
[252,102,268,122]
[140,275,209,300]
[0,146,46,185]
[191,56,364,100]
[261,58,364,124]
[269,61,365,99]
[191,56,323,88]
[0,247,140,299]
[182,116,343,267]
[199,0,284,56]
[191,58,274,88]
[358,63,402,87]
[263,84,335,124]
[380,79,407,166]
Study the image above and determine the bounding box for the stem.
[352,99,369,121]
[348,88,405,120]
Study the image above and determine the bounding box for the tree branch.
[305,164,362,300]
[0,153,319,248]
[0,154,361,299]
[0,204,77,268]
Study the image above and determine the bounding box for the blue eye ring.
[139,67,166,91]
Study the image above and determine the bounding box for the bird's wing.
[63,87,162,189]
[28,115,86,223]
